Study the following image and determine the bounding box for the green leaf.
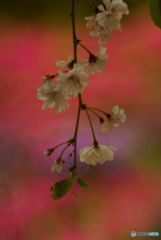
[50,179,72,200]
[77,178,89,189]
[149,0,161,29]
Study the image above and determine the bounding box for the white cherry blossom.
[85,16,110,45]
[37,79,69,113]
[85,0,129,45]
[85,14,114,45]
[112,105,127,125]
[100,105,127,132]
[97,0,129,30]
[51,161,63,173]
[57,63,88,97]
[79,144,116,165]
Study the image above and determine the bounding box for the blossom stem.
[88,108,101,119]
[72,96,82,169]
[60,142,72,158]
[85,109,98,145]
[87,106,108,116]
[48,139,73,155]
[78,42,93,55]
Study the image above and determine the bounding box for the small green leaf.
[77,178,89,189]
[149,0,161,29]
[50,179,72,200]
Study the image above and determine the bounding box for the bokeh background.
[0,1,161,239]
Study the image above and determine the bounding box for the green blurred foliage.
[0,0,147,24]
[149,0,161,28]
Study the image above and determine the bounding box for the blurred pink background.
[0,3,161,240]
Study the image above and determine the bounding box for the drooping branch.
[71,0,83,172]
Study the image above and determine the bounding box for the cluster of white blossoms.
[86,0,129,45]
[37,46,109,113]
[79,105,126,166]
[37,0,129,114]
[38,0,129,174]
[37,63,88,112]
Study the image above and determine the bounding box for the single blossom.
[79,144,116,165]
[37,79,69,113]
[97,0,129,30]
[100,105,127,132]
[57,63,88,97]
[112,105,127,125]
[87,47,108,74]
[51,160,63,173]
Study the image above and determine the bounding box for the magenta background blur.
[0,2,161,240]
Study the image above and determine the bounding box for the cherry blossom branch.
[37,0,129,199]
[71,0,83,173]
